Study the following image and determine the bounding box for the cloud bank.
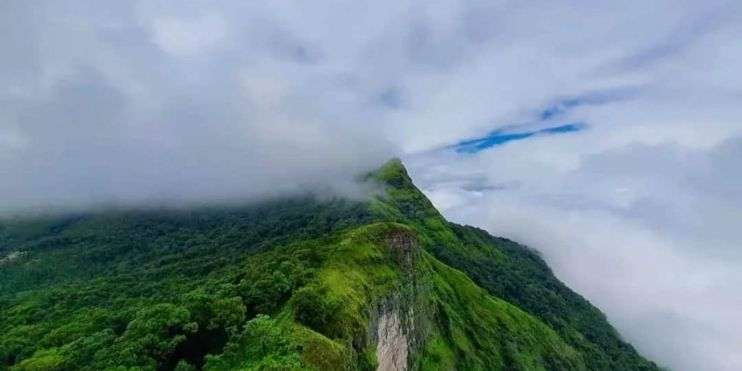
[2,1,742,369]
[410,136,742,370]
[0,1,397,213]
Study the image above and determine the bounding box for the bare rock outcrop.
[376,307,409,371]
[373,228,430,371]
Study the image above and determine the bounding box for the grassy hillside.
[0,160,658,370]
[368,159,660,371]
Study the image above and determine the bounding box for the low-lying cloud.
[409,135,742,370]
[0,1,396,214]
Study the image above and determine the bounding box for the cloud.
[407,98,742,371]
[410,136,742,371]
[409,137,742,371]
[152,13,227,56]
[2,1,742,369]
[0,1,397,214]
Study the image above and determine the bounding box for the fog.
[0,1,395,214]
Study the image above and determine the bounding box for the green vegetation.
[367,159,660,371]
[0,160,658,370]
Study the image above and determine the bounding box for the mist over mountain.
[0,160,659,370]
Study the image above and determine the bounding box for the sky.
[2,1,741,369]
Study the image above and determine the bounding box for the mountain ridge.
[0,159,659,370]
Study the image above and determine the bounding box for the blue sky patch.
[455,123,585,153]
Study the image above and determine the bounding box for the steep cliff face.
[375,301,408,371]
[341,225,586,371]
[374,230,427,371]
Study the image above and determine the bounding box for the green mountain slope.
[0,160,658,370]
[369,160,659,371]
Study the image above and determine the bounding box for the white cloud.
[152,13,227,56]
[408,135,742,371]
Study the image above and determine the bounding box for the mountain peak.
[368,158,412,187]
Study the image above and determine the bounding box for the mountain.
[0,159,659,371]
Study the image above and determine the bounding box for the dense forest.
[0,160,659,370]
